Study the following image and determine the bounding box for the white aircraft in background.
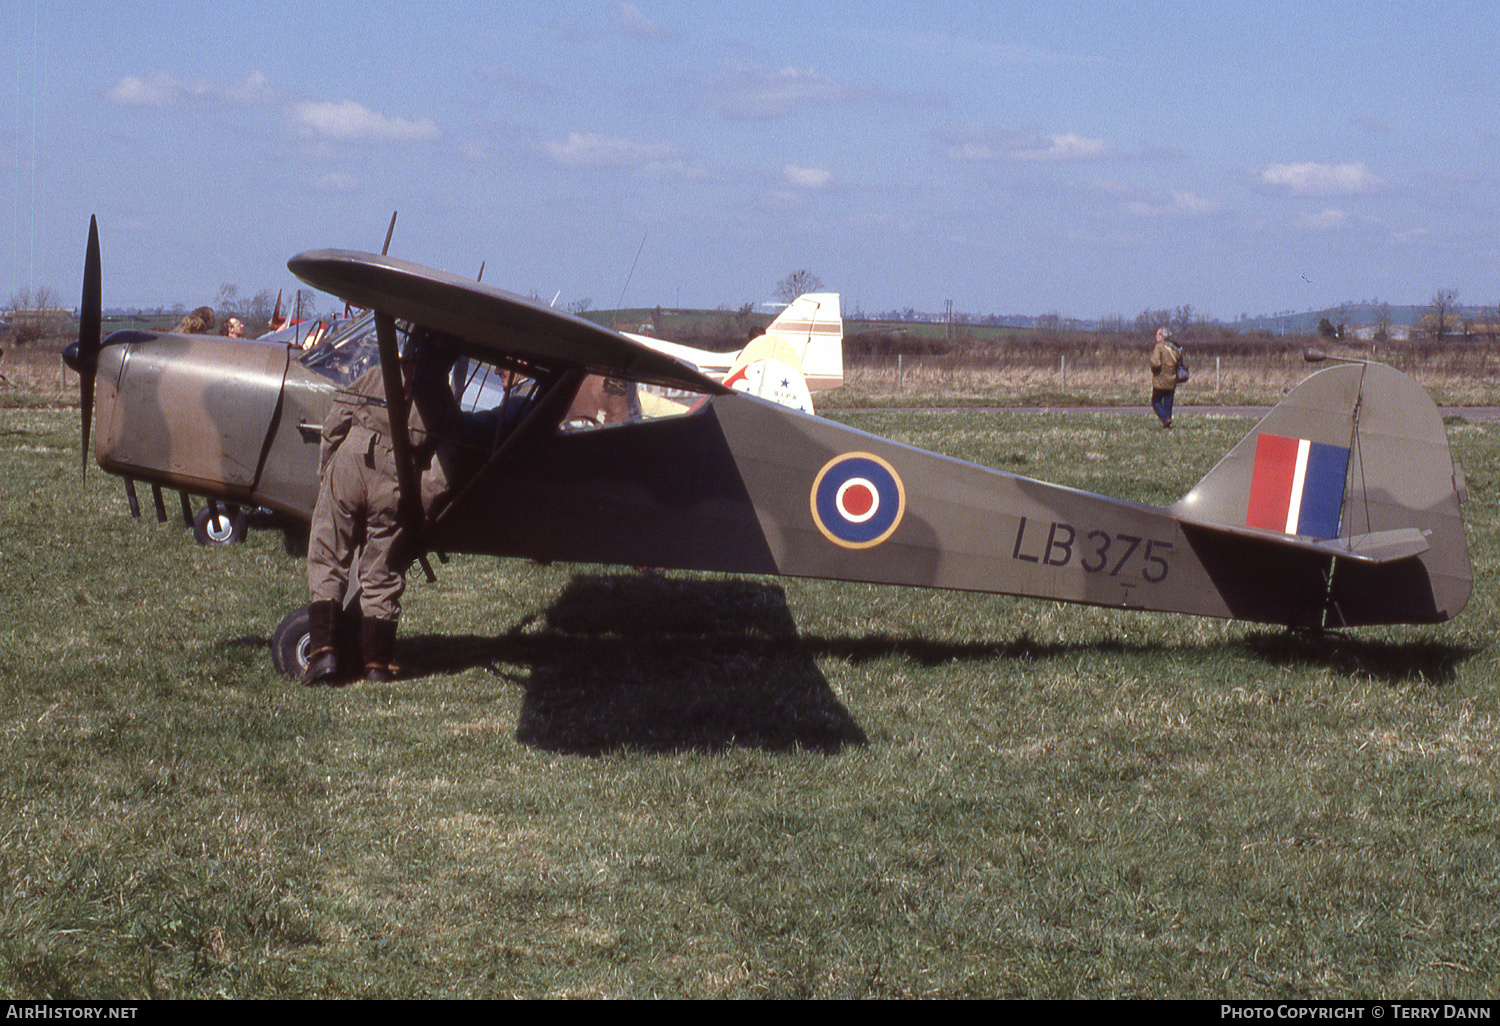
[627,293,843,414]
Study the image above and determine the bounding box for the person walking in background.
[1150,327,1184,428]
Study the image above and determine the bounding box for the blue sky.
[4,0,1497,321]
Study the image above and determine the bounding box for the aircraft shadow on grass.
[1238,631,1479,686]
[389,572,1481,757]
[807,628,1479,687]
[397,574,870,756]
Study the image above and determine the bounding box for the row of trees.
[6,266,1494,348]
[1315,291,1500,343]
[1415,288,1500,342]
[3,285,66,345]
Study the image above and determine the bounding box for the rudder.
[1173,360,1470,624]
[766,293,842,392]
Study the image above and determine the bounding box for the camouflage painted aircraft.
[65,219,1471,677]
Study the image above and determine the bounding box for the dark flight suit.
[304,350,462,682]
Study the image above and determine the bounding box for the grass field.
[2,386,1499,997]
[822,346,1500,409]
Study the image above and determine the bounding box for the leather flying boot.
[362,617,398,682]
[301,601,342,685]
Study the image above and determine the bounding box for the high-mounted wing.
[287,249,732,395]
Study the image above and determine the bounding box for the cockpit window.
[447,357,539,452]
[562,377,708,432]
[294,312,708,440]
[455,360,528,414]
[296,312,407,386]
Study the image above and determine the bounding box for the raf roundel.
[810,452,906,549]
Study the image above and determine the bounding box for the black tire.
[271,603,364,680]
[271,605,313,678]
[193,503,247,545]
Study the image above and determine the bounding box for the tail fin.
[717,292,840,414]
[1173,360,1470,624]
[721,334,815,413]
[765,293,842,392]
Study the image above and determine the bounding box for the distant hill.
[1230,305,1485,334]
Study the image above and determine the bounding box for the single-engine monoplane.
[64,218,1472,678]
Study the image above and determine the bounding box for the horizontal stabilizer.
[1335,528,1432,563]
[1180,518,1430,565]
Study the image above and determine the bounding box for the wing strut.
[375,313,426,551]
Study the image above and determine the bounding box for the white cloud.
[477,66,558,96]
[711,63,850,120]
[312,172,360,193]
[290,101,440,143]
[1010,132,1115,162]
[783,164,833,189]
[544,132,702,179]
[1126,190,1221,218]
[758,189,804,210]
[545,132,671,166]
[1257,162,1382,196]
[458,141,490,163]
[610,2,667,38]
[106,71,273,108]
[941,127,1115,163]
[1297,208,1348,230]
[942,142,1000,161]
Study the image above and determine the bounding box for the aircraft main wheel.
[193,504,247,545]
[272,606,313,678]
[271,603,365,680]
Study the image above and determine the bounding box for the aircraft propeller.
[61,216,102,478]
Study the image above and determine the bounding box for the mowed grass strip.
[820,346,1500,409]
[2,403,1498,998]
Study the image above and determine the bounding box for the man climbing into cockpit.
[302,329,464,684]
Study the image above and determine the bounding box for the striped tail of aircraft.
[1169,356,1470,626]
[763,292,842,394]
[718,293,840,413]
[627,292,841,414]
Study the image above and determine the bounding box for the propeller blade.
[66,216,102,478]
